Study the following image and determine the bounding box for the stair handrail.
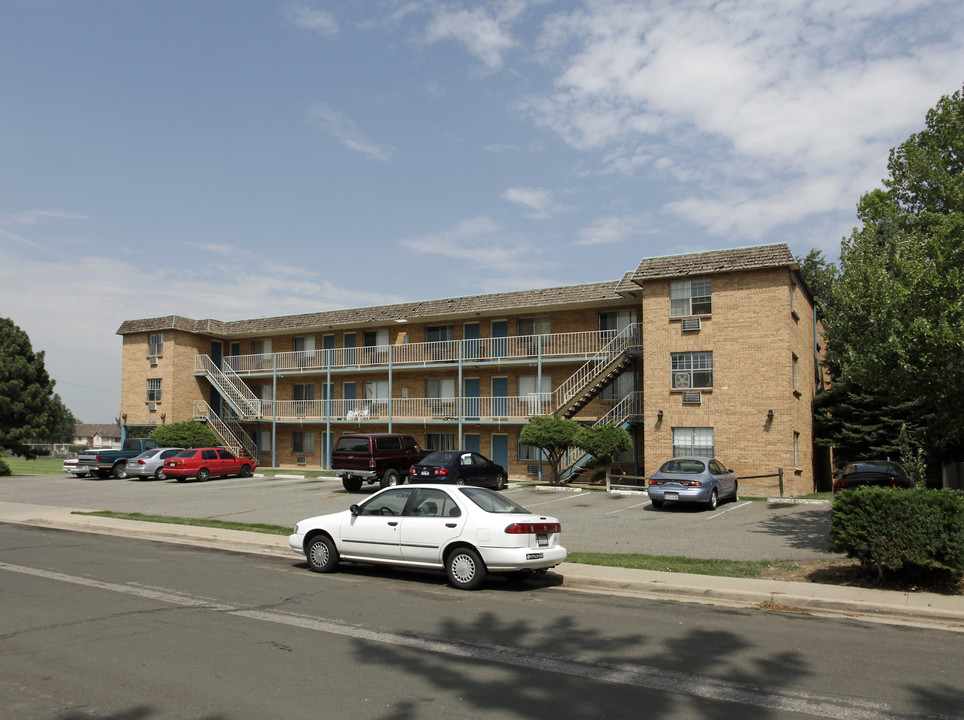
[192,400,258,459]
[559,391,642,474]
[195,355,261,418]
[550,324,639,414]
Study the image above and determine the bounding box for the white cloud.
[500,186,556,217]
[2,210,88,226]
[424,2,526,69]
[527,0,964,239]
[400,215,542,271]
[281,4,339,36]
[307,103,396,161]
[577,214,652,246]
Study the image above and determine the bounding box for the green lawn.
[3,455,65,475]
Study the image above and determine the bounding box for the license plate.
[420,470,429,476]
[665,492,679,500]
[527,552,544,560]
[537,533,548,547]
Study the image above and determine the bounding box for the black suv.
[330,433,428,492]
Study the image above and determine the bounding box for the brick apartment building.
[116,243,826,496]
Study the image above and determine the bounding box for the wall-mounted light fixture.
[160,414,166,423]
[121,414,127,424]
[657,410,663,422]
[767,409,774,421]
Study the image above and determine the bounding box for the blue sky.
[2,0,962,424]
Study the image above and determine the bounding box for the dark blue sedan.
[409,451,508,490]
[647,457,738,510]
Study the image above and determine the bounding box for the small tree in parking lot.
[519,416,580,485]
[149,421,219,448]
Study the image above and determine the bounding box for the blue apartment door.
[492,434,509,469]
[323,335,335,367]
[464,434,480,453]
[492,377,508,417]
[464,322,480,360]
[492,320,508,358]
[464,378,480,420]
[344,333,356,366]
[344,382,356,417]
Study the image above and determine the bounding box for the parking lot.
[0,472,835,562]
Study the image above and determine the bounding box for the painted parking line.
[705,501,753,519]
[605,500,652,514]
[524,492,590,508]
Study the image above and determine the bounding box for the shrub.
[0,456,10,476]
[149,421,219,449]
[830,487,964,581]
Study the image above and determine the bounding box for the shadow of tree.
[750,506,835,553]
[57,707,225,720]
[348,610,820,719]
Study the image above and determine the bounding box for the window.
[794,431,801,468]
[293,431,314,454]
[599,310,636,337]
[251,430,270,452]
[364,380,389,401]
[792,354,799,394]
[363,329,389,347]
[426,433,455,451]
[518,317,550,337]
[293,384,314,401]
[426,325,454,342]
[672,427,714,457]
[518,442,549,461]
[601,370,633,401]
[519,375,551,414]
[251,384,273,401]
[671,351,713,389]
[148,332,164,356]
[670,278,712,317]
[147,379,162,402]
[252,339,272,369]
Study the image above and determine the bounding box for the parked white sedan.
[289,484,567,590]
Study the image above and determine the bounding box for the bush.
[0,456,10,476]
[830,487,964,581]
[148,421,219,449]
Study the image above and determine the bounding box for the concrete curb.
[3,501,963,629]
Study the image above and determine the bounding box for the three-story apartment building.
[116,243,824,495]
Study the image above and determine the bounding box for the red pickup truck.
[330,433,428,492]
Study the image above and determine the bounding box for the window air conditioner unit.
[148,402,157,411]
[681,391,702,405]
[149,357,158,366]
[681,318,702,332]
[297,456,307,466]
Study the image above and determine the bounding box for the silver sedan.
[125,447,185,480]
[647,457,738,510]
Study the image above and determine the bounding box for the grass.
[76,511,291,536]
[3,455,65,474]
[73,511,796,579]
[566,551,798,579]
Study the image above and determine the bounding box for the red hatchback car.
[163,448,257,482]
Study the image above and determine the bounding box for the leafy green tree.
[0,318,57,458]
[47,394,78,444]
[796,249,839,318]
[823,87,964,463]
[574,423,632,465]
[519,415,580,485]
[149,421,219,448]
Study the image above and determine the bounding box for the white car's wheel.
[446,547,486,590]
[306,535,339,573]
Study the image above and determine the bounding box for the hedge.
[830,487,964,580]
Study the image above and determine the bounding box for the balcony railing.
[220,328,636,375]
[253,395,557,423]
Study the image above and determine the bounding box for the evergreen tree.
[0,318,58,458]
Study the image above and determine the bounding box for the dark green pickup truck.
[76,438,159,479]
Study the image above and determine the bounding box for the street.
[2,523,962,720]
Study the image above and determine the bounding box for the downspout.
[271,354,277,468]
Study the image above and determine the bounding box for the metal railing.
[221,329,630,375]
[192,401,258,459]
[194,355,261,418]
[550,324,639,413]
[559,391,642,472]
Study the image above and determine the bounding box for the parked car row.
[64,447,258,482]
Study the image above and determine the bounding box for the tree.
[822,87,964,462]
[519,416,580,485]
[47,394,78,444]
[796,249,838,318]
[149,421,219,448]
[0,318,58,458]
[573,424,632,465]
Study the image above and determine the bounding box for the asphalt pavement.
[2,472,964,631]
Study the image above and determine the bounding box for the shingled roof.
[631,243,797,282]
[116,280,627,337]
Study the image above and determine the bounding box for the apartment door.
[343,382,356,417]
[344,332,357,366]
[492,320,508,358]
[464,434,480,453]
[463,378,480,420]
[492,377,508,418]
[464,322,480,359]
[491,434,509,469]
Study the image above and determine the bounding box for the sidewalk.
[3,501,963,631]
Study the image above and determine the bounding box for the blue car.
[647,457,738,510]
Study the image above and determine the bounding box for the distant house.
[74,424,123,450]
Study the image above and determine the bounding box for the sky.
[1,0,962,424]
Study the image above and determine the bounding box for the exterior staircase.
[194,355,261,419]
[192,400,258,460]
